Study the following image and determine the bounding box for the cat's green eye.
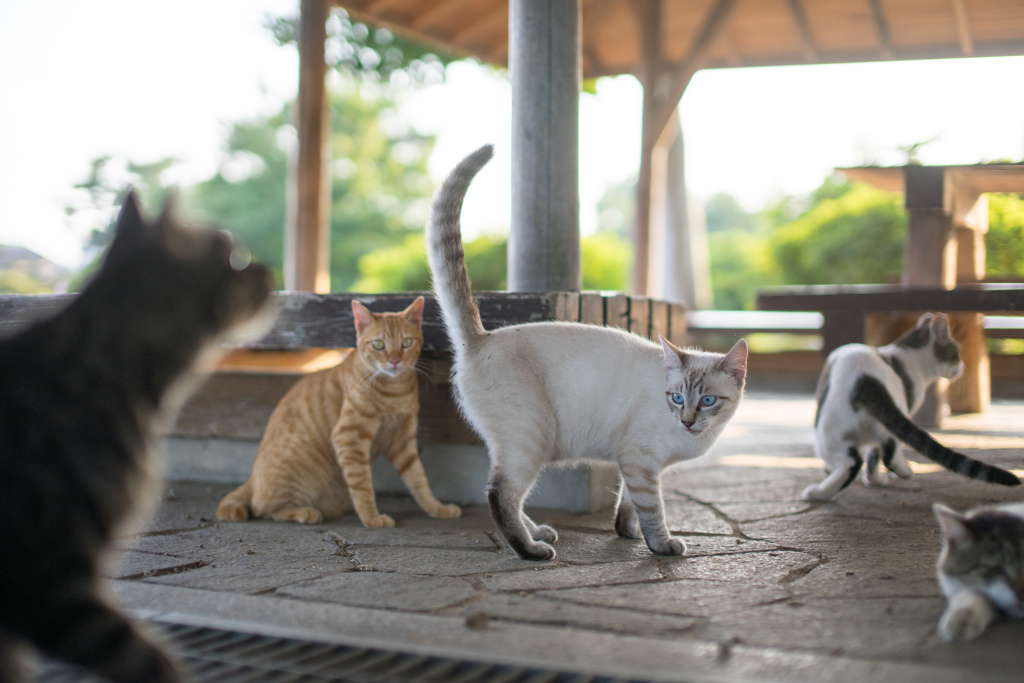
[401,338,414,348]
[371,340,385,350]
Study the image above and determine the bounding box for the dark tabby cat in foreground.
[934,502,1024,640]
[0,193,273,682]
[805,312,1019,501]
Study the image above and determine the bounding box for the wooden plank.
[0,294,74,339]
[605,293,630,331]
[757,284,1024,314]
[650,299,669,341]
[667,302,688,346]
[171,372,302,439]
[579,292,605,325]
[555,291,580,322]
[629,296,651,338]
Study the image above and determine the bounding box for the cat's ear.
[716,339,748,384]
[933,503,973,545]
[659,335,687,373]
[351,300,374,335]
[930,313,952,341]
[108,190,148,257]
[403,296,425,326]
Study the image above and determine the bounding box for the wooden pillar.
[287,0,331,293]
[631,0,735,295]
[949,191,990,413]
[653,112,712,309]
[902,165,956,289]
[507,0,581,293]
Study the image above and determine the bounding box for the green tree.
[985,193,1024,278]
[705,193,755,233]
[770,182,906,286]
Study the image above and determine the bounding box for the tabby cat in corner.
[805,312,1019,501]
[426,145,747,561]
[934,502,1024,640]
[0,193,273,682]
[216,297,461,527]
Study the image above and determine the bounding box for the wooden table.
[757,283,1024,421]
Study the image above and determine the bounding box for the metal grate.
[37,620,669,683]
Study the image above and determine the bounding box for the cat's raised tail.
[426,144,494,351]
[852,375,1020,487]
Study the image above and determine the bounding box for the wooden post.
[507,0,581,292]
[902,165,956,289]
[287,0,331,293]
[950,192,990,413]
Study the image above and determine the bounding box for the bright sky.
[2,0,1023,269]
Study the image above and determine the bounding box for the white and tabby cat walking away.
[933,502,1024,641]
[805,313,1019,501]
[426,145,747,561]
[0,193,274,682]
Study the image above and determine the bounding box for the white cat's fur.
[426,145,747,560]
[805,313,1018,501]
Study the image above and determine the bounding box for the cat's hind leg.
[882,437,914,479]
[486,457,554,561]
[614,479,642,539]
[802,446,864,501]
[863,446,888,486]
[268,506,325,524]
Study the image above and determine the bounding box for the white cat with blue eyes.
[426,145,748,560]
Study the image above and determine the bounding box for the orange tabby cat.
[216,297,461,527]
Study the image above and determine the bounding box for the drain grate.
[36,620,666,683]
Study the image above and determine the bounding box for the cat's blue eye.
[401,338,414,348]
[701,395,717,407]
[670,393,684,406]
[371,340,385,350]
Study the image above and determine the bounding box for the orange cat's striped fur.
[216,297,461,527]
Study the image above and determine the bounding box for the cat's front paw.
[430,503,463,519]
[647,536,686,556]
[362,513,396,528]
[940,607,991,641]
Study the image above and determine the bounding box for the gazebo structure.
[288,0,1024,302]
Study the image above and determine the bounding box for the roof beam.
[951,0,975,57]
[451,4,506,46]
[865,0,894,59]
[410,0,466,32]
[786,0,819,62]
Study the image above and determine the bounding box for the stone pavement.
[106,391,1024,682]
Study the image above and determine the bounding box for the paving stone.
[478,559,675,592]
[277,572,479,612]
[142,551,354,593]
[545,578,793,619]
[350,545,538,576]
[108,550,203,580]
[702,596,944,659]
[459,592,702,637]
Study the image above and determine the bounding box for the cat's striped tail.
[426,145,494,351]
[851,375,1020,487]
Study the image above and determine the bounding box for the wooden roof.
[336,0,1024,79]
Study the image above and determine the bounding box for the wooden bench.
[0,291,687,512]
[756,283,1024,422]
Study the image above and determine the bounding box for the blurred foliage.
[770,181,906,286]
[594,176,635,241]
[0,270,51,294]
[985,193,1024,278]
[581,232,632,290]
[69,80,435,291]
[266,7,453,86]
[705,193,755,234]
